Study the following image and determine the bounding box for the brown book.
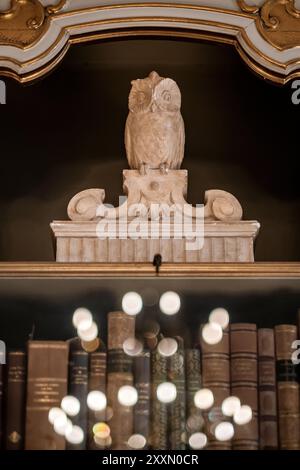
[258,329,278,449]
[88,344,107,449]
[275,325,300,450]
[5,351,27,450]
[107,311,135,450]
[230,323,258,450]
[200,327,231,450]
[25,341,69,450]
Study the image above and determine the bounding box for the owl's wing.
[125,115,135,169]
[174,114,185,169]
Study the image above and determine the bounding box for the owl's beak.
[151,102,158,113]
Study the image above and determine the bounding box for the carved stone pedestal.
[51,170,260,263]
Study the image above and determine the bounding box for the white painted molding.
[0,1,300,83]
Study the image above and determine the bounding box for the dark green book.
[134,351,151,446]
[88,345,107,450]
[67,342,88,450]
[151,348,167,450]
[168,337,186,450]
[185,348,204,444]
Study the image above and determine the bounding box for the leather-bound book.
[107,311,135,450]
[151,348,168,450]
[230,323,258,450]
[0,363,3,449]
[25,341,69,450]
[168,337,186,450]
[275,325,300,450]
[5,351,26,450]
[88,343,107,449]
[200,327,231,450]
[185,348,204,442]
[133,351,150,446]
[258,329,278,450]
[67,342,88,450]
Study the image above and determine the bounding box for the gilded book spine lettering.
[5,351,26,450]
[275,325,300,450]
[185,349,204,443]
[25,341,69,450]
[133,351,151,446]
[168,337,186,450]
[67,347,88,450]
[201,327,231,450]
[107,312,135,450]
[258,329,278,450]
[230,324,258,450]
[151,349,168,450]
[88,349,107,449]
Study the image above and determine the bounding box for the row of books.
[0,311,299,450]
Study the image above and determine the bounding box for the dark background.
[0,37,299,261]
[0,277,299,348]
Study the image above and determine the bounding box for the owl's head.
[128,71,181,114]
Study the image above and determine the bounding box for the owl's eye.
[162,91,171,102]
[137,92,146,104]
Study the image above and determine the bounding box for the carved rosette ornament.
[239,0,300,49]
[51,72,260,263]
[0,0,68,48]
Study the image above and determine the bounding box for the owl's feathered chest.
[126,111,182,167]
[129,111,178,134]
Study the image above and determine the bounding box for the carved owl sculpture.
[125,71,185,174]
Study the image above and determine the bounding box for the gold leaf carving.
[239,0,300,49]
[258,0,300,49]
[47,0,68,15]
[0,0,46,48]
[237,0,260,14]
[0,0,68,48]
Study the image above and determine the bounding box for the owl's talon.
[159,163,169,175]
[139,163,149,175]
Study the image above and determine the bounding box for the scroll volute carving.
[258,0,300,50]
[0,0,68,48]
[239,0,300,50]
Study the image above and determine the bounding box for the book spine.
[258,329,278,450]
[67,349,88,450]
[185,348,204,442]
[201,327,231,450]
[25,341,69,450]
[133,351,151,446]
[88,350,107,450]
[230,323,258,450]
[275,325,300,450]
[150,348,168,450]
[107,312,135,450]
[168,337,186,450]
[5,351,26,450]
[0,364,3,449]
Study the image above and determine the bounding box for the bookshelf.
[1,0,300,454]
[0,262,299,348]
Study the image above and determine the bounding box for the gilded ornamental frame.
[0,1,300,84]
